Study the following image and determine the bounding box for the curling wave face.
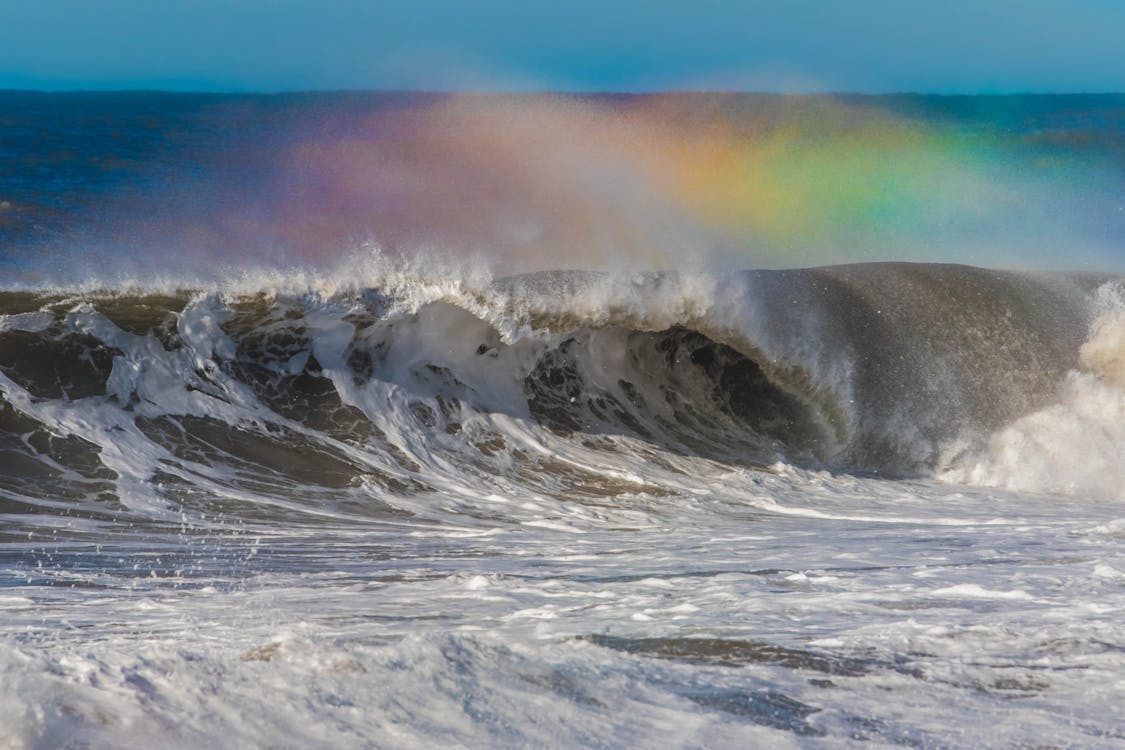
[0,261,1116,536]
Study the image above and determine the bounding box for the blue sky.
[1,0,1124,93]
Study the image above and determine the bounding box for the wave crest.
[0,262,1115,523]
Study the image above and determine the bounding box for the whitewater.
[2,92,1125,748]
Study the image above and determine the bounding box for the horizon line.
[2,86,1125,98]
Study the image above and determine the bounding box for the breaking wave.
[0,260,1120,529]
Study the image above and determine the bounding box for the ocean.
[1,92,1125,748]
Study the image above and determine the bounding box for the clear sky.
[1,0,1124,93]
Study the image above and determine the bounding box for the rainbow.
[262,93,1100,272]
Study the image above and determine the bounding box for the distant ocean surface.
[2,92,1125,748]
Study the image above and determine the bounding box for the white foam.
[941,282,1125,501]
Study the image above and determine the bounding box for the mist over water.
[3,91,1125,285]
